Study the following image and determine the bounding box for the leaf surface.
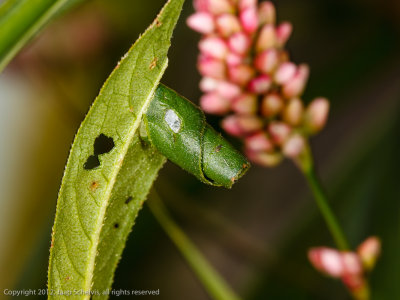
[47,1,184,298]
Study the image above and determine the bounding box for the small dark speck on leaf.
[156,19,162,27]
[125,196,133,204]
[90,181,99,191]
[65,276,71,281]
[114,223,119,229]
[149,57,158,70]
[215,145,222,152]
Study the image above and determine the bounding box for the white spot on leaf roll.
[164,109,181,133]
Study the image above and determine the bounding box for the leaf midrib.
[81,60,168,298]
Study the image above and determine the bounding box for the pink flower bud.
[228,32,251,55]
[268,121,291,145]
[199,77,219,92]
[186,12,215,34]
[283,98,304,126]
[245,132,274,152]
[248,75,272,94]
[246,149,283,167]
[304,97,330,133]
[199,37,228,59]
[282,134,306,158]
[240,7,259,34]
[216,81,242,100]
[238,0,257,11]
[282,64,309,98]
[258,1,276,25]
[200,93,231,115]
[256,24,276,52]
[232,93,258,114]
[308,247,344,278]
[222,115,263,137]
[261,93,284,117]
[341,252,363,276]
[276,22,293,47]
[228,64,255,86]
[254,49,279,74]
[216,14,241,37]
[193,0,208,12]
[357,237,381,271]
[196,0,234,15]
[198,56,226,79]
[226,52,243,66]
[274,62,297,84]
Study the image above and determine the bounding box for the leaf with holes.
[47,0,184,298]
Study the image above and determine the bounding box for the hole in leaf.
[125,196,133,204]
[94,134,115,155]
[84,155,100,170]
[114,223,119,229]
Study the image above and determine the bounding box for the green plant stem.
[297,146,350,251]
[148,190,241,300]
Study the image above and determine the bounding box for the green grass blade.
[0,0,82,72]
[47,1,184,299]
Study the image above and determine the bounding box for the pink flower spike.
[258,1,276,25]
[228,32,251,55]
[268,122,291,145]
[245,132,274,152]
[199,77,219,92]
[199,37,228,59]
[232,93,258,114]
[261,93,284,117]
[186,12,215,34]
[226,52,243,66]
[274,62,297,84]
[198,56,226,79]
[282,64,309,98]
[248,75,272,94]
[216,81,242,100]
[246,150,283,167]
[256,24,276,52]
[357,236,381,271]
[200,93,231,115]
[283,98,304,126]
[276,22,293,47]
[216,14,241,37]
[282,134,306,158]
[240,7,259,34]
[308,247,344,278]
[228,64,255,86]
[254,49,279,74]
[305,97,330,133]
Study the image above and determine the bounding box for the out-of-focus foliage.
[0,0,399,299]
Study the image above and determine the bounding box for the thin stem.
[297,146,350,250]
[148,190,241,300]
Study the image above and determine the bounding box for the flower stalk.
[148,190,241,300]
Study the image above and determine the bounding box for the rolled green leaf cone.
[143,84,250,188]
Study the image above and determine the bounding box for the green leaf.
[0,0,83,72]
[47,0,184,298]
[143,84,250,188]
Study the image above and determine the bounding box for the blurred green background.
[0,0,399,299]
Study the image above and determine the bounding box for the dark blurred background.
[0,0,399,299]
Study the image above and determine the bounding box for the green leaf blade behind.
[47,0,184,299]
